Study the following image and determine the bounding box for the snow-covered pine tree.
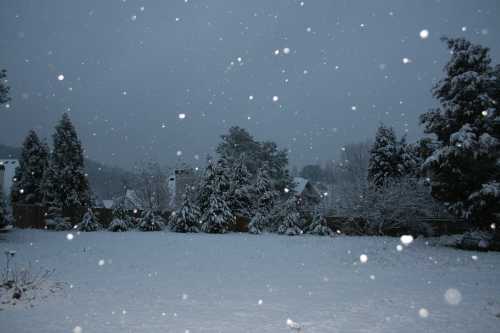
[277,196,303,236]
[368,124,401,186]
[11,130,49,205]
[198,159,235,233]
[77,209,102,232]
[305,210,334,236]
[0,69,10,106]
[108,218,129,232]
[108,202,131,232]
[248,211,266,234]
[248,164,278,233]
[228,155,254,218]
[420,38,500,227]
[198,160,217,214]
[398,136,422,178]
[169,186,201,233]
[201,193,235,233]
[138,210,165,231]
[47,113,91,209]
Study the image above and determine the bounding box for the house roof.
[293,177,309,194]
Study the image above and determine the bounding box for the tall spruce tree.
[199,159,235,233]
[248,163,277,233]
[169,186,201,233]
[228,155,254,218]
[420,38,500,227]
[45,113,91,209]
[277,196,303,236]
[368,124,401,186]
[0,69,10,106]
[11,130,49,205]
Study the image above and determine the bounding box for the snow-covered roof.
[102,200,114,209]
[293,177,308,194]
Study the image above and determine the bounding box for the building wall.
[168,168,199,209]
[0,159,19,199]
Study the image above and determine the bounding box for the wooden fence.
[12,204,472,236]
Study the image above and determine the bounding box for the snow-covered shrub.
[277,197,303,236]
[108,203,133,232]
[76,209,102,232]
[108,218,129,232]
[169,187,201,233]
[44,206,72,231]
[305,211,334,236]
[332,177,446,236]
[248,212,267,234]
[138,210,165,231]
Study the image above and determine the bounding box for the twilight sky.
[0,0,499,170]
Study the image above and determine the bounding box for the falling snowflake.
[419,29,429,39]
[283,47,291,54]
[444,288,462,305]
[400,235,414,246]
[73,326,82,333]
[98,259,105,266]
[57,74,65,81]
[66,233,74,241]
[258,299,263,305]
[359,254,368,263]
[131,15,137,21]
[249,95,254,100]
[272,96,279,102]
[178,113,186,119]
[418,308,429,318]
[402,57,412,64]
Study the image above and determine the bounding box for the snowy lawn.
[1,230,500,333]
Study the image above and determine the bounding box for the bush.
[331,177,448,236]
[76,209,102,232]
[138,210,165,231]
[108,218,129,232]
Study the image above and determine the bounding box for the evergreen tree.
[108,202,132,232]
[108,218,129,232]
[228,156,254,218]
[77,209,102,232]
[248,163,278,233]
[368,124,402,186]
[169,186,201,233]
[420,38,500,227]
[138,210,165,231]
[11,130,49,205]
[198,160,218,214]
[398,136,422,178]
[248,211,266,234]
[46,113,91,209]
[0,69,10,106]
[305,210,334,236]
[201,193,235,233]
[277,197,303,236]
[216,127,294,195]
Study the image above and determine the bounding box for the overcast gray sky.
[1,0,499,170]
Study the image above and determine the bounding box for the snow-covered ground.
[1,230,500,333]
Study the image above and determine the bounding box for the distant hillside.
[0,143,135,200]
